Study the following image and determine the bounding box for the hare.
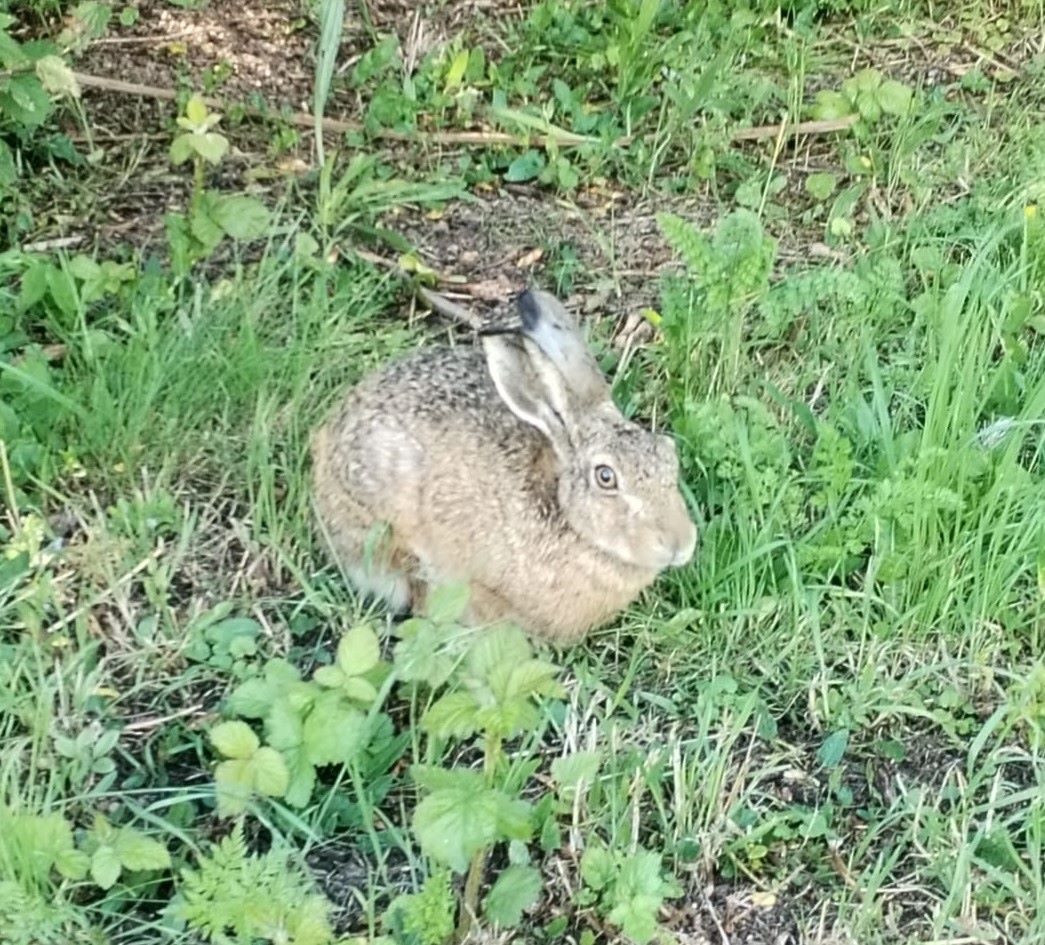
[310,288,697,645]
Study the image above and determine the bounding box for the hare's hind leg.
[312,485,415,614]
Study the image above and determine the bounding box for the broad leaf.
[412,770,503,872]
[90,845,121,890]
[483,864,541,927]
[214,758,254,817]
[212,194,270,239]
[421,691,480,740]
[115,828,171,872]
[252,746,290,798]
[210,720,259,760]
[337,624,381,676]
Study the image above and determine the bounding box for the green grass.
[2,0,1045,942]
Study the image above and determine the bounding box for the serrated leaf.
[468,624,532,682]
[185,94,209,126]
[342,675,379,703]
[337,624,381,676]
[3,74,52,126]
[877,79,912,116]
[608,893,661,944]
[192,131,229,165]
[412,780,501,873]
[282,746,317,808]
[228,677,277,717]
[90,845,121,890]
[54,846,90,880]
[35,55,80,97]
[313,665,347,689]
[214,758,254,816]
[302,691,366,766]
[265,696,306,750]
[492,792,533,842]
[210,720,260,759]
[811,89,852,121]
[483,864,541,927]
[551,750,602,792]
[426,582,471,624]
[817,729,849,769]
[169,134,194,165]
[503,659,563,701]
[580,846,614,891]
[211,194,270,239]
[251,746,290,797]
[421,691,481,739]
[505,149,544,182]
[804,172,837,201]
[114,828,171,872]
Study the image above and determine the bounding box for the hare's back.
[351,345,522,436]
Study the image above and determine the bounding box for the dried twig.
[731,114,859,141]
[71,71,611,149]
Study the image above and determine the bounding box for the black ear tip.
[515,289,541,330]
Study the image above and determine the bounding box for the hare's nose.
[670,523,697,567]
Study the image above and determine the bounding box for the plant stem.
[455,847,487,942]
[454,731,502,942]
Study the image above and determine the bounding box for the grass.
[2,0,1045,942]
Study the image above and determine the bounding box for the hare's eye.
[594,464,618,490]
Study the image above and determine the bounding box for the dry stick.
[731,114,858,141]
[72,70,858,147]
[71,71,605,148]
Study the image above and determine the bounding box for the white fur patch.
[347,565,411,614]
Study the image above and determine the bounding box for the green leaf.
[251,746,290,798]
[228,677,277,718]
[468,624,532,682]
[2,74,52,126]
[90,845,122,890]
[301,691,366,766]
[265,696,306,750]
[579,845,614,891]
[169,134,194,165]
[210,720,260,760]
[185,94,209,126]
[817,729,849,769]
[282,746,317,808]
[551,750,602,793]
[35,55,80,97]
[421,691,480,739]
[811,89,852,121]
[114,828,171,872]
[483,864,542,927]
[313,665,347,689]
[444,48,469,91]
[0,138,15,187]
[341,675,379,703]
[504,149,545,182]
[214,758,254,816]
[211,194,270,239]
[412,770,503,872]
[54,846,90,880]
[192,131,229,165]
[425,581,471,623]
[337,624,381,676]
[876,79,912,116]
[804,172,837,201]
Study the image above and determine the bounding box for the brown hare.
[310,288,696,645]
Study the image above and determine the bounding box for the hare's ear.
[481,333,575,458]
[514,289,611,409]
